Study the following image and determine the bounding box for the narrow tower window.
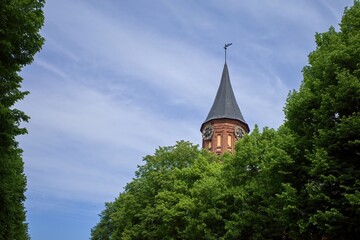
[227,135,232,147]
[217,134,222,147]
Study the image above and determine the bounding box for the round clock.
[202,125,214,140]
[234,126,245,139]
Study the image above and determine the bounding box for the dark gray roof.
[203,63,247,125]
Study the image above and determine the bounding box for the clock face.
[202,125,214,140]
[234,126,245,139]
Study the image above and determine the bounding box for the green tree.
[221,126,297,239]
[284,1,360,238]
[91,141,225,240]
[0,0,45,239]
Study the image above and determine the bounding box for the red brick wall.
[201,119,249,155]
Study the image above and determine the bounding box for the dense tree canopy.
[92,2,359,239]
[91,141,224,239]
[0,0,45,239]
[284,1,360,238]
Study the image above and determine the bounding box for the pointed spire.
[203,63,247,125]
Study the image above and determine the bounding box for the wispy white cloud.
[45,0,221,108]
[20,0,352,205]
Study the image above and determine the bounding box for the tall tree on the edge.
[284,1,360,239]
[0,0,45,239]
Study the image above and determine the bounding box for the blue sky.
[17,0,353,239]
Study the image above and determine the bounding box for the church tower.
[200,46,249,154]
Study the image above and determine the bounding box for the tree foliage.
[221,126,298,239]
[91,141,225,239]
[284,1,360,238]
[92,1,360,239]
[0,0,45,239]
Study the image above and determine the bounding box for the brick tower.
[200,56,249,154]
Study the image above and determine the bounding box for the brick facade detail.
[201,118,249,155]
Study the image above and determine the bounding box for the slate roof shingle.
[203,63,247,125]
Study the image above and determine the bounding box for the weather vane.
[224,43,232,62]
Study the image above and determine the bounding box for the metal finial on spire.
[224,43,232,49]
[224,43,232,62]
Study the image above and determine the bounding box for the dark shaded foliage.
[0,0,45,239]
